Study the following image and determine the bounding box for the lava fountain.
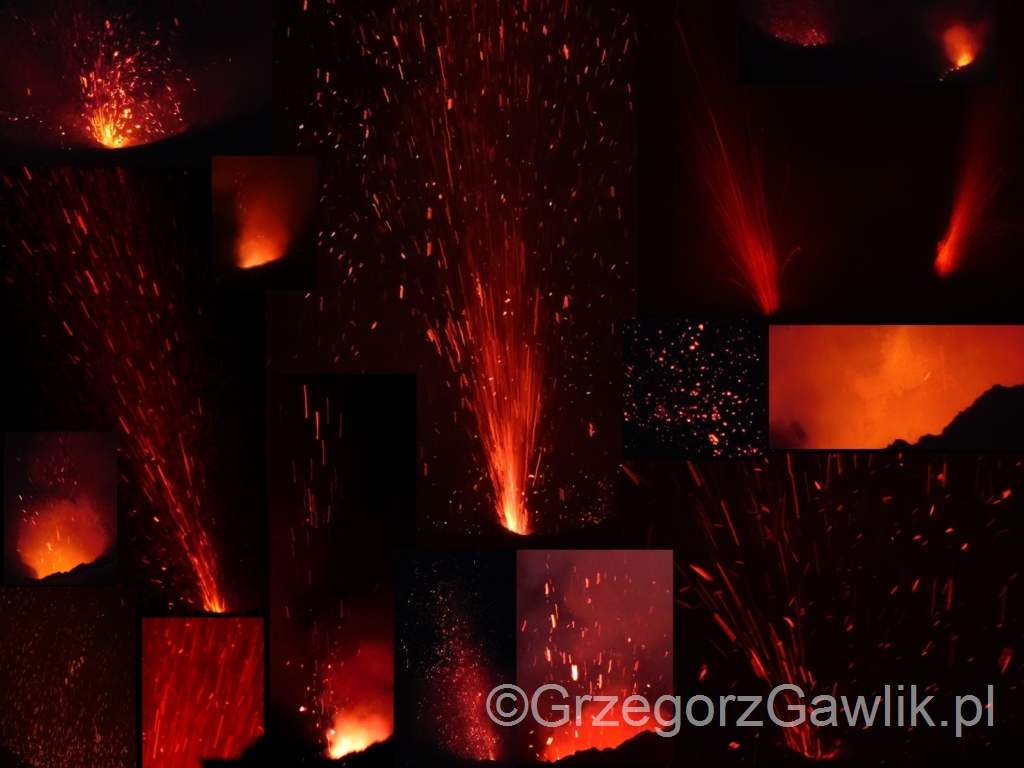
[79,16,186,148]
[678,6,781,315]
[2,168,228,612]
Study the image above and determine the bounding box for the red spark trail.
[677,5,781,315]
[2,168,228,612]
[142,618,263,767]
[935,11,1019,275]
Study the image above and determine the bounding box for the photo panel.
[1,166,267,614]
[267,374,414,765]
[4,431,117,585]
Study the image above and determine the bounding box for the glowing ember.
[269,378,400,760]
[518,550,673,763]
[678,9,781,315]
[0,587,135,767]
[143,618,263,767]
[17,497,110,579]
[2,168,229,612]
[79,16,186,148]
[943,24,978,69]
[323,642,395,758]
[759,0,831,46]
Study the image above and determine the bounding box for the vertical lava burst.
[79,14,186,148]
[212,155,317,270]
[2,168,228,612]
[0,587,135,767]
[143,618,264,767]
[271,0,634,537]
[4,432,117,581]
[268,377,409,760]
[517,550,673,763]
[412,5,557,536]
[677,4,781,315]
[935,83,1008,276]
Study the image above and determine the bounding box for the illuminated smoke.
[324,642,394,758]
[517,550,673,763]
[2,168,228,612]
[0,587,135,767]
[143,618,263,767]
[769,325,1024,448]
[212,155,317,270]
[678,4,782,315]
[5,432,116,581]
[18,497,110,578]
[942,24,981,69]
[399,552,511,762]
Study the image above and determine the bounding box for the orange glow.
[943,25,978,69]
[212,156,317,271]
[326,711,393,759]
[430,230,543,535]
[17,496,111,579]
[236,198,292,268]
[769,326,1024,448]
[80,23,185,149]
[935,72,1003,277]
[678,15,780,315]
[322,641,394,759]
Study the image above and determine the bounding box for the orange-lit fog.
[212,156,316,270]
[770,326,1024,448]
[323,641,394,759]
[942,24,980,69]
[18,496,111,579]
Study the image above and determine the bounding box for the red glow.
[80,18,186,148]
[18,497,110,579]
[935,84,1003,277]
[769,325,1024,448]
[942,24,979,69]
[212,155,317,270]
[519,551,673,763]
[143,618,263,767]
[323,642,395,758]
[678,17,780,315]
